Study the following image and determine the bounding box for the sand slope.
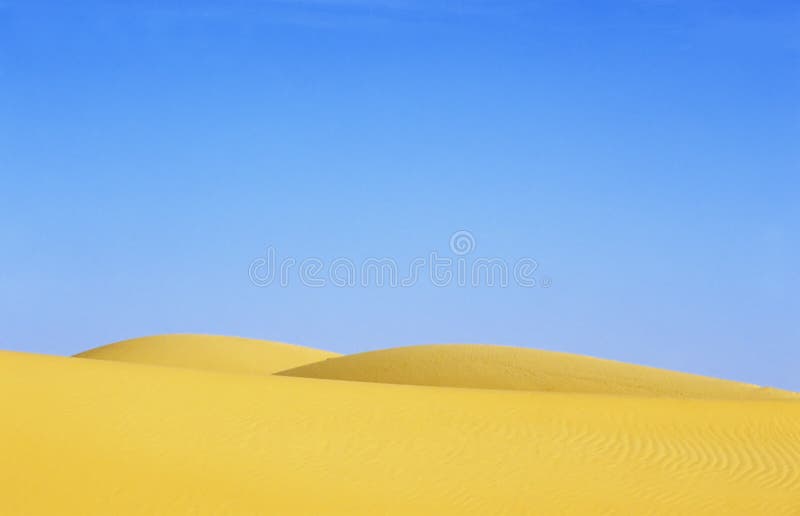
[1,336,799,514]
[277,344,799,399]
[76,334,339,375]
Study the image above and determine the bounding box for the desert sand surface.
[1,335,799,514]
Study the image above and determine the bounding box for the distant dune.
[1,335,798,514]
[277,343,799,399]
[76,334,339,375]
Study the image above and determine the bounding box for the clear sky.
[1,1,798,389]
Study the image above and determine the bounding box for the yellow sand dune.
[278,344,798,399]
[1,335,799,514]
[76,334,339,375]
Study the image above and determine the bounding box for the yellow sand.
[0,336,798,514]
[76,334,339,374]
[278,344,799,399]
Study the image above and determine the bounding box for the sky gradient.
[1,1,798,389]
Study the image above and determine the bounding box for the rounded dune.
[277,344,799,399]
[75,334,339,375]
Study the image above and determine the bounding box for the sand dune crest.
[277,343,798,399]
[76,334,339,375]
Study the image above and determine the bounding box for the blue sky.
[1,1,798,389]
